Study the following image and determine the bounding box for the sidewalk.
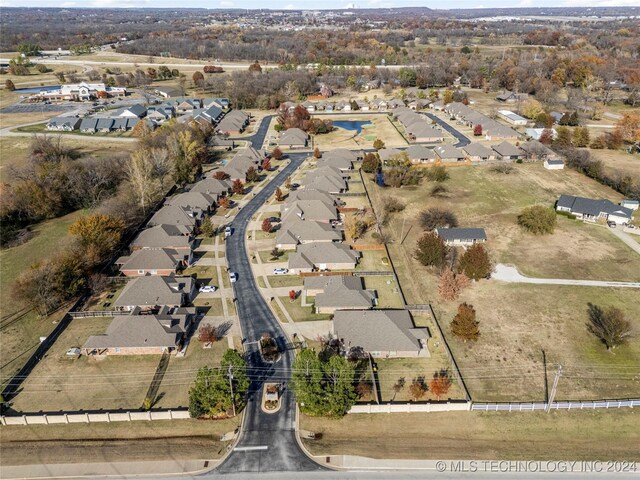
[493,264,640,288]
[0,459,217,479]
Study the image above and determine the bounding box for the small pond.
[332,120,373,135]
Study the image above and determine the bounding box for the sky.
[3,0,639,10]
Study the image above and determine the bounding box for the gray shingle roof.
[492,141,523,157]
[131,225,192,249]
[276,219,342,245]
[288,243,359,270]
[557,195,632,219]
[304,276,375,310]
[114,276,193,308]
[462,143,494,158]
[406,145,436,161]
[116,248,183,271]
[148,205,197,229]
[83,310,193,350]
[333,310,429,353]
[436,228,487,242]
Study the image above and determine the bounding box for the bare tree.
[126,150,159,215]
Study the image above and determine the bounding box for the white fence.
[1,409,190,426]
[471,399,640,412]
[349,402,471,414]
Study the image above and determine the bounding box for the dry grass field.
[0,418,240,465]
[8,316,228,412]
[591,149,640,181]
[301,409,640,461]
[365,163,640,401]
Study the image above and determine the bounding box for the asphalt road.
[422,111,471,147]
[215,140,324,472]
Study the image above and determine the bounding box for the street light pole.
[227,365,236,417]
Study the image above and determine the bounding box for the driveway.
[608,227,640,256]
[493,264,640,288]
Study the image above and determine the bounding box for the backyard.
[8,315,229,412]
[278,295,332,322]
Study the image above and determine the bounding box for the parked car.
[607,221,617,228]
[199,285,217,293]
[225,226,232,238]
[268,217,281,223]
[273,268,289,275]
[229,272,237,283]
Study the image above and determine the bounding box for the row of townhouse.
[392,107,445,143]
[378,139,558,165]
[443,102,521,141]
[79,154,248,357]
[289,96,430,115]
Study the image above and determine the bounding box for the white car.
[229,272,237,283]
[224,226,232,238]
[273,268,289,275]
[199,285,217,293]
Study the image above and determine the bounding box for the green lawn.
[258,250,290,263]
[0,211,85,383]
[265,275,304,288]
[193,297,224,317]
[278,296,332,322]
[355,250,393,272]
[182,265,219,287]
[362,275,405,308]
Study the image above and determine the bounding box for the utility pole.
[227,365,236,417]
[546,364,562,413]
[399,216,406,245]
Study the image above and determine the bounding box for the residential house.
[112,118,139,131]
[174,98,203,114]
[46,116,81,131]
[406,145,436,164]
[406,123,444,143]
[462,143,495,162]
[203,98,230,110]
[333,310,430,358]
[288,243,360,273]
[621,200,639,211]
[378,148,403,164]
[154,87,182,99]
[549,112,564,124]
[79,118,99,133]
[113,276,196,312]
[286,189,336,206]
[279,128,309,148]
[302,168,348,194]
[276,219,342,249]
[316,155,353,172]
[544,159,565,170]
[281,199,338,224]
[117,104,147,118]
[116,248,189,276]
[130,224,194,251]
[356,100,370,111]
[166,191,216,217]
[519,140,557,161]
[148,205,199,234]
[496,91,529,103]
[556,195,633,225]
[525,128,557,141]
[434,144,465,162]
[492,141,524,160]
[96,118,114,133]
[208,135,236,151]
[217,110,250,135]
[444,102,519,140]
[82,307,195,356]
[191,177,232,197]
[431,100,445,111]
[302,101,316,113]
[304,275,376,314]
[435,227,487,247]
[146,106,175,123]
[497,110,528,126]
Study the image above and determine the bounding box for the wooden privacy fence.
[351,244,386,251]
[1,409,190,426]
[298,271,354,277]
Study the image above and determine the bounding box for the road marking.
[234,445,269,452]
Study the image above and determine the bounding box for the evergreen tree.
[450,303,480,342]
[458,243,492,280]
